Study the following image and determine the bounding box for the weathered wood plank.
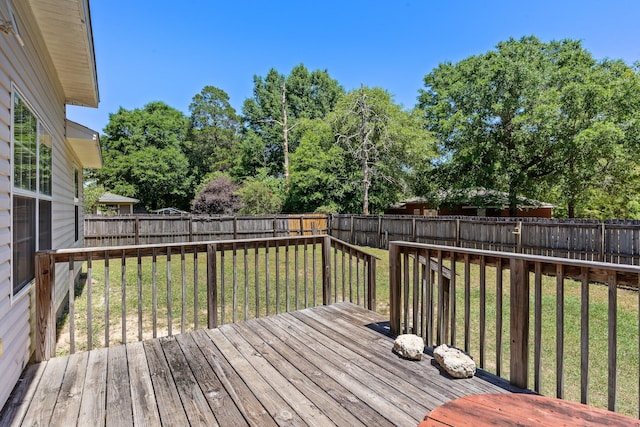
[219,324,335,425]
[190,329,276,426]
[159,336,219,426]
[49,351,89,425]
[174,332,248,426]
[0,363,46,426]
[78,347,109,426]
[20,355,68,426]
[142,339,189,425]
[231,320,368,427]
[205,327,305,426]
[126,341,161,426]
[106,344,134,426]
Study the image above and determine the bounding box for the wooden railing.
[35,236,378,361]
[389,241,640,418]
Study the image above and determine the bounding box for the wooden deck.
[0,303,523,426]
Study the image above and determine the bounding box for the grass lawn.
[56,245,638,417]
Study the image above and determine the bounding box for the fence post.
[273,216,278,237]
[516,221,523,253]
[455,219,460,247]
[412,217,416,242]
[189,216,193,242]
[35,253,55,362]
[600,222,606,262]
[233,217,238,240]
[350,216,354,244]
[322,236,332,305]
[389,242,401,335]
[207,243,218,328]
[135,216,140,245]
[300,216,304,236]
[377,216,383,249]
[510,258,529,388]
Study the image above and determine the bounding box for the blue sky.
[67,0,640,134]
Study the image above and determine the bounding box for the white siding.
[0,0,87,409]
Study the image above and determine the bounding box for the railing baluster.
[534,261,542,392]
[265,244,270,316]
[255,243,260,318]
[556,264,565,398]
[450,253,457,348]
[152,249,157,338]
[356,254,361,306]
[608,272,617,411]
[496,257,504,377]
[233,244,237,323]
[207,243,218,329]
[286,243,290,312]
[333,245,338,303]
[304,240,309,308]
[193,250,199,330]
[137,251,143,342]
[275,241,280,314]
[167,247,172,336]
[464,253,470,353]
[220,249,225,325]
[581,267,590,404]
[244,245,249,321]
[105,252,110,347]
[121,251,126,344]
[342,248,346,302]
[69,254,75,354]
[295,241,299,310]
[403,250,410,334]
[87,254,93,351]
[312,242,317,307]
[426,249,433,346]
[181,246,186,334]
[412,249,419,336]
[479,255,486,368]
[349,248,353,303]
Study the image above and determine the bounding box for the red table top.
[419,393,640,427]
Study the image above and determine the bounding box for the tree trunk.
[361,88,369,215]
[568,198,575,218]
[282,83,289,189]
[508,185,518,217]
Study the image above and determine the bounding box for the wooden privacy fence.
[389,241,640,417]
[332,215,640,265]
[35,235,377,361]
[84,214,329,246]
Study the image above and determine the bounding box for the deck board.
[1,302,526,426]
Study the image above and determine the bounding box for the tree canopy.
[92,50,640,219]
[418,36,640,217]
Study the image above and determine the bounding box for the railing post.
[35,252,55,362]
[322,236,332,305]
[207,243,218,328]
[389,242,401,335]
[510,258,529,389]
[367,257,376,311]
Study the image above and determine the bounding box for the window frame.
[11,86,53,299]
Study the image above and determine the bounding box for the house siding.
[0,0,86,409]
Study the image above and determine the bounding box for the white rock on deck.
[433,344,476,378]
[393,334,425,360]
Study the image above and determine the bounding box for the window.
[12,90,52,295]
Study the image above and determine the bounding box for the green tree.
[187,86,239,184]
[241,64,343,180]
[96,102,193,210]
[419,36,640,218]
[236,169,284,214]
[419,36,562,215]
[333,86,433,214]
[191,175,241,215]
[83,182,105,214]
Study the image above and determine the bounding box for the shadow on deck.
[0,303,526,426]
